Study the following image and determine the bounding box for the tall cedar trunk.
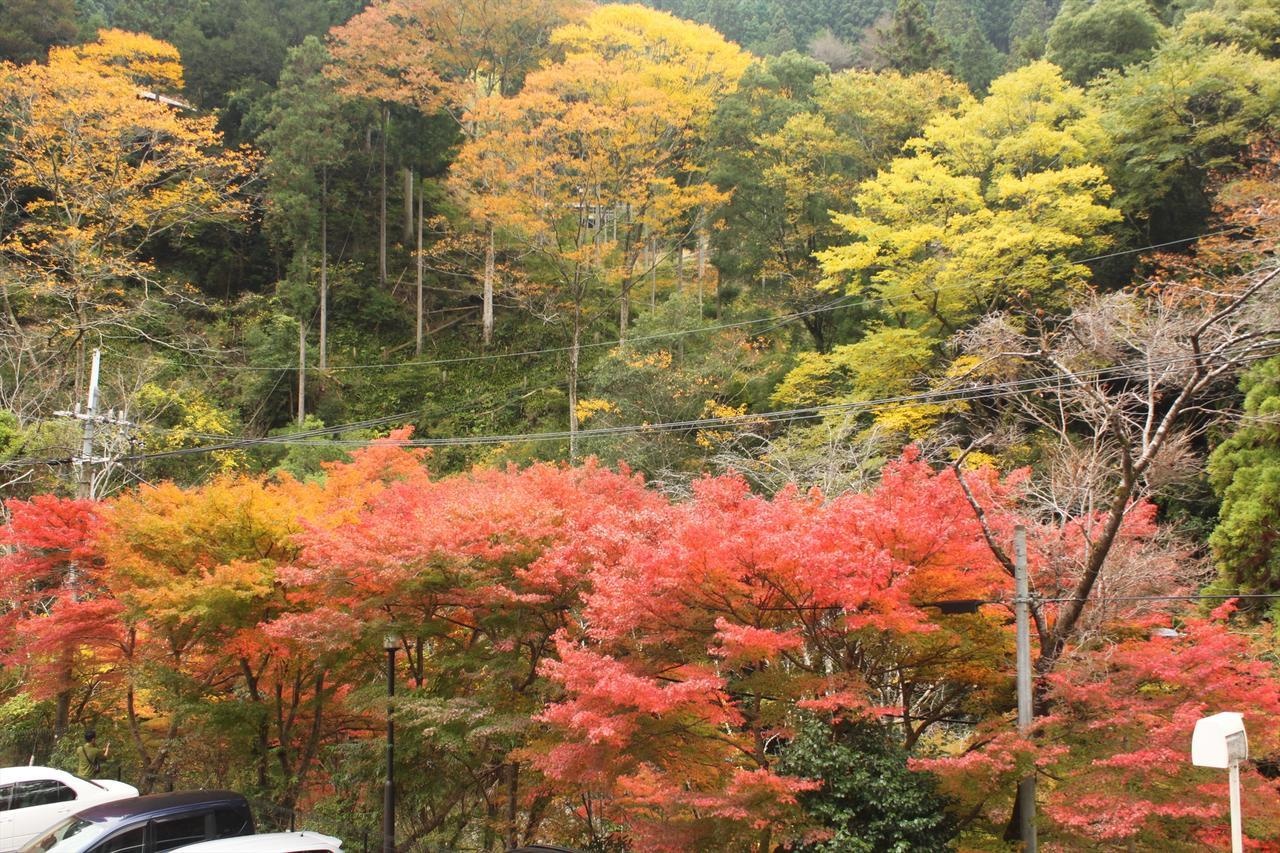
[319,169,328,371]
[74,332,84,411]
[416,193,424,355]
[697,224,708,311]
[483,801,496,852]
[619,281,630,344]
[649,235,657,310]
[675,239,684,289]
[618,210,638,345]
[297,314,306,425]
[483,224,495,346]
[569,311,580,462]
[379,108,388,287]
[402,166,413,244]
[618,239,644,346]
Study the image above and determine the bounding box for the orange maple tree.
[2,442,1277,848]
[0,30,253,349]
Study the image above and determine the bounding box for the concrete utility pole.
[383,633,398,853]
[1014,525,1038,852]
[78,348,102,500]
[55,349,136,504]
[55,348,132,600]
[57,348,137,499]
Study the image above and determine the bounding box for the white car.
[0,768,137,852]
[171,832,341,852]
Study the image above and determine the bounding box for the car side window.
[153,813,210,852]
[89,826,146,853]
[213,807,251,838]
[0,783,14,812]
[11,780,76,809]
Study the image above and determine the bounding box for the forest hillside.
[1,0,1279,849]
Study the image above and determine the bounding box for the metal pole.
[1015,525,1037,851]
[383,641,396,853]
[77,348,101,500]
[1229,761,1243,853]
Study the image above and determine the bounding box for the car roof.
[73,790,248,822]
[170,831,340,852]
[0,766,80,785]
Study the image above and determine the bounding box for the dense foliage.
[1,0,1280,848]
[778,718,957,852]
[6,444,1280,850]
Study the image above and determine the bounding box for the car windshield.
[19,816,108,852]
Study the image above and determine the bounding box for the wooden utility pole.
[1015,525,1038,851]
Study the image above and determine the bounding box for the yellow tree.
[327,0,583,112]
[736,65,972,351]
[759,62,1121,442]
[818,62,1119,339]
[451,7,745,455]
[0,30,252,393]
[547,5,749,339]
[327,0,584,339]
[451,85,614,461]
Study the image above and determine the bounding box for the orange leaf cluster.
[1,442,1271,848]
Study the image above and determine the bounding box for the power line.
[1037,593,1280,604]
[103,220,1274,375]
[9,371,580,467]
[763,590,1280,614]
[276,342,1280,450]
[110,293,860,373]
[9,339,1271,469]
[80,339,1278,463]
[11,223,1274,469]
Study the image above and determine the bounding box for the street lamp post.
[383,633,398,853]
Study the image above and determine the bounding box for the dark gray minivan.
[20,791,253,853]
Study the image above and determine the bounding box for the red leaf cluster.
[2,444,1273,849]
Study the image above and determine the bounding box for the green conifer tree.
[874,0,947,72]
